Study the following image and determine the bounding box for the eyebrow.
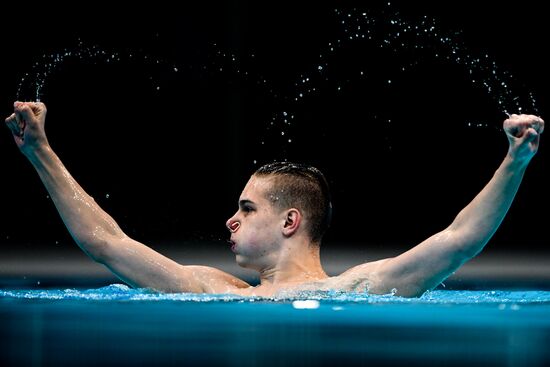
[239,199,255,208]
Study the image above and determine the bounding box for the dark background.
[0,1,548,272]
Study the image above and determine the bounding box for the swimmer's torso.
[226,259,389,298]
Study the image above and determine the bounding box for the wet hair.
[253,161,332,244]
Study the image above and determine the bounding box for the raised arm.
[364,114,544,297]
[4,101,249,293]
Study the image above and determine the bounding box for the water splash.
[338,7,535,114]
[213,4,538,158]
[2,284,550,304]
[14,5,539,161]
[16,39,179,102]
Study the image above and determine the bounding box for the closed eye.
[238,199,256,214]
[241,205,254,213]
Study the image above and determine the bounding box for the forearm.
[27,145,125,259]
[449,154,529,257]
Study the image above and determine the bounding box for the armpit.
[334,259,391,293]
[182,265,250,294]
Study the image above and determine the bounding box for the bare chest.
[231,274,372,298]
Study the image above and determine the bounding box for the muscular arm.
[28,145,195,292]
[5,102,249,293]
[365,114,544,297]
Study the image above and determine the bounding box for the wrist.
[24,143,54,165]
[503,152,530,172]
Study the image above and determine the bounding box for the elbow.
[455,236,486,261]
[444,227,485,261]
[77,239,108,263]
[74,224,128,263]
[76,235,119,263]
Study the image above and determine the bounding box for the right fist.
[5,101,49,154]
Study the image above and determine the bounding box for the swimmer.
[5,101,544,297]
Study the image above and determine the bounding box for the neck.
[258,238,328,287]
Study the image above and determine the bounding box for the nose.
[226,218,240,233]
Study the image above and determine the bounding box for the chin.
[235,255,261,272]
[233,253,243,263]
[235,254,250,268]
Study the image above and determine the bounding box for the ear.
[282,208,301,237]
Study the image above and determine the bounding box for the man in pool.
[5,101,544,297]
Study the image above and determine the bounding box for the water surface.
[2,285,550,366]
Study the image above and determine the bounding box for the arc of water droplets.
[16,40,180,102]
[338,7,536,115]
[279,6,537,136]
[213,4,539,160]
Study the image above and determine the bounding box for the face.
[226,175,285,271]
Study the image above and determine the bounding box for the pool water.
[2,285,550,366]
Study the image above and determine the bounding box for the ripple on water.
[1,284,550,304]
